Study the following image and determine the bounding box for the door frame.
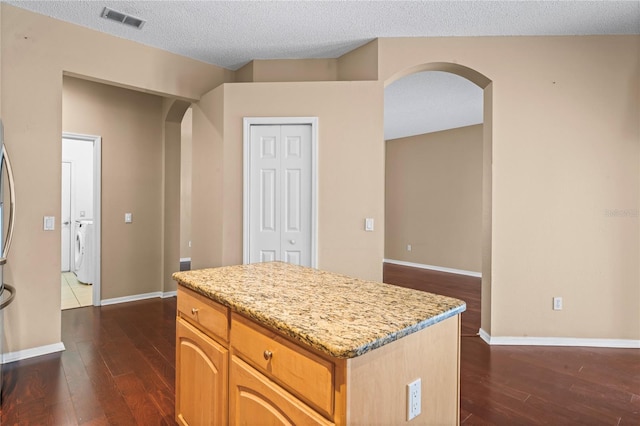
[62,132,102,306]
[242,117,318,267]
[60,161,73,272]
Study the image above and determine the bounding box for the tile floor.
[61,272,93,310]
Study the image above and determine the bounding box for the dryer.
[74,220,94,284]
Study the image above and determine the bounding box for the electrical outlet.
[407,244,412,252]
[553,297,563,310]
[407,378,421,421]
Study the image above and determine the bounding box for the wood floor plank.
[113,372,168,425]
[75,343,137,424]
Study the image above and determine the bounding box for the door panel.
[260,250,276,262]
[280,125,311,266]
[284,169,301,232]
[251,126,281,262]
[261,169,277,232]
[284,251,301,265]
[249,124,312,266]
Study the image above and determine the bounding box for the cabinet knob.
[263,350,273,361]
[191,307,199,315]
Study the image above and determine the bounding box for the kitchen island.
[173,262,466,425]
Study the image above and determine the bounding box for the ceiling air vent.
[101,7,146,29]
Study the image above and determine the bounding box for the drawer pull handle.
[263,350,273,361]
[191,307,199,315]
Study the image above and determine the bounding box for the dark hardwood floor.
[383,263,481,336]
[1,265,638,425]
[1,298,178,425]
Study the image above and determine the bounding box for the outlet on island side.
[407,378,421,421]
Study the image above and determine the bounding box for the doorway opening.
[61,133,102,310]
[382,63,492,337]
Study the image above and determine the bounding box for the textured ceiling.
[5,1,639,70]
[5,0,639,138]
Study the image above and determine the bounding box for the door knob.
[63,221,70,225]
[289,240,295,245]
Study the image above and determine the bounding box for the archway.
[383,63,493,337]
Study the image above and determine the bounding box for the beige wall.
[337,40,379,81]
[191,85,225,270]
[235,44,377,83]
[237,59,338,82]
[386,125,483,272]
[63,77,164,299]
[379,36,639,340]
[180,108,193,260]
[1,2,638,357]
[0,4,226,355]
[191,81,385,281]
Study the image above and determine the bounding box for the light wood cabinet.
[176,318,228,426]
[176,285,461,425]
[231,314,335,418]
[230,355,333,426]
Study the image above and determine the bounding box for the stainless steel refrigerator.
[0,120,16,404]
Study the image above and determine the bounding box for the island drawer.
[177,287,229,343]
[231,313,335,419]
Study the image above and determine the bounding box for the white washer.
[74,220,94,285]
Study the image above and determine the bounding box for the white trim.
[243,117,318,268]
[384,259,482,278]
[479,328,492,344]
[63,132,101,307]
[101,292,163,306]
[162,291,177,298]
[61,160,74,271]
[479,328,640,349]
[179,257,191,263]
[1,342,66,364]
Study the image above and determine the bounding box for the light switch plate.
[43,216,55,231]
[365,218,374,231]
[125,213,132,223]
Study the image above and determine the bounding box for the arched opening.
[382,63,493,337]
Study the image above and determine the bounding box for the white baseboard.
[101,291,163,306]
[384,259,482,278]
[101,290,177,306]
[162,291,177,298]
[479,328,640,349]
[180,258,191,262]
[1,342,66,365]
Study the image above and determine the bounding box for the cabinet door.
[230,355,334,426]
[176,318,228,426]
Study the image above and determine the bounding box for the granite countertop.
[172,262,466,359]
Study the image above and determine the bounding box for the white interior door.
[248,124,312,266]
[61,161,72,271]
